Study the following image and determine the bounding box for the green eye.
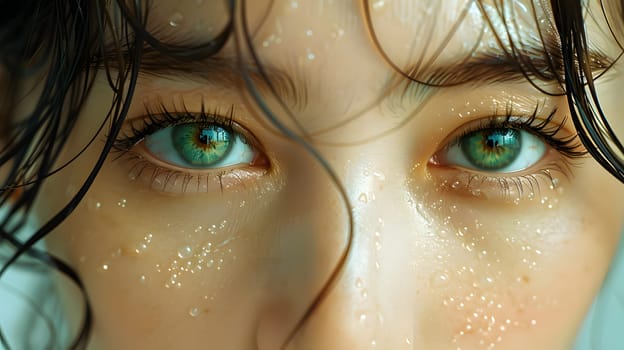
[172,124,232,166]
[437,127,546,173]
[144,123,255,169]
[460,129,521,170]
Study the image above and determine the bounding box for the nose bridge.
[279,142,430,349]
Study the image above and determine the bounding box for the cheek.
[41,158,271,347]
[423,202,616,349]
[41,144,347,348]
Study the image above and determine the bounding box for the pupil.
[485,137,498,149]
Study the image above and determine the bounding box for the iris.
[171,124,233,166]
[460,129,521,170]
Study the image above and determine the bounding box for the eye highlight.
[440,128,546,173]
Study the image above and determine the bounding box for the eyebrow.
[388,38,613,107]
[109,38,612,111]
[125,51,309,111]
[418,46,611,87]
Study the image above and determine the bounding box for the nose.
[288,209,425,350]
[255,139,445,349]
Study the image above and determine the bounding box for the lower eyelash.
[436,159,572,201]
[121,152,234,194]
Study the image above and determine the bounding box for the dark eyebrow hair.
[422,47,611,87]
[388,38,614,107]
[101,36,612,114]
[105,50,309,110]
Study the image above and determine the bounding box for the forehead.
[144,0,552,60]
[124,0,614,122]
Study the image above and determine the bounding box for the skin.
[25,0,624,349]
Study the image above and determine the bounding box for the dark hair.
[0,0,622,348]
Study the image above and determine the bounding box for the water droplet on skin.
[470,188,482,197]
[134,234,153,254]
[100,263,109,272]
[117,198,127,208]
[88,199,102,211]
[373,171,386,181]
[361,289,368,299]
[169,12,184,27]
[372,0,386,10]
[305,29,313,36]
[289,1,299,9]
[139,275,146,283]
[358,193,368,203]
[355,278,363,288]
[330,27,345,39]
[189,307,200,317]
[374,231,382,251]
[359,313,367,323]
[178,245,193,259]
[111,248,122,258]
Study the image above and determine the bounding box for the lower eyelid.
[113,152,268,194]
[428,149,571,202]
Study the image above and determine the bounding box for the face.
[31,0,624,349]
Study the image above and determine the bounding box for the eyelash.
[433,106,587,200]
[113,100,584,198]
[447,107,585,158]
[112,103,264,193]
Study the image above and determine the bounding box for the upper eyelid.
[440,111,553,145]
[114,103,269,157]
[435,110,586,158]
